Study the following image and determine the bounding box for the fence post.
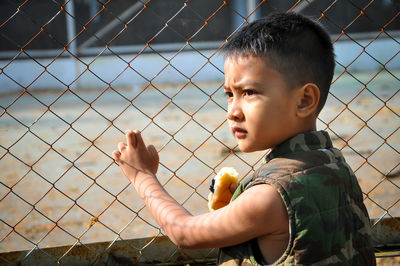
[65,0,79,89]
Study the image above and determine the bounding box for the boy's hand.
[112,130,159,183]
[229,183,238,194]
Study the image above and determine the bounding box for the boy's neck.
[293,118,317,136]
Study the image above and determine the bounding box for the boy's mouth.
[231,126,247,139]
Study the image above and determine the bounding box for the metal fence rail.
[1,0,399,265]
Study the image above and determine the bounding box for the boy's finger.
[112,150,121,161]
[134,130,145,148]
[118,142,127,152]
[147,144,159,173]
[229,183,238,194]
[148,144,159,161]
[125,130,136,148]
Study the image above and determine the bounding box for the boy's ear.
[296,83,320,118]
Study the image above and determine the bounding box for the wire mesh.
[0,0,399,264]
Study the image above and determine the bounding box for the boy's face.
[224,54,299,152]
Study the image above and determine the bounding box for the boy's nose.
[227,102,244,121]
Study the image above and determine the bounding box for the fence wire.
[0,0,399,265]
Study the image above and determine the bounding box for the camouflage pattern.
[217,130,376,265]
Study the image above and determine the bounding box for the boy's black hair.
[223,12,335,115]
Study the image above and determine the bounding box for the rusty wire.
[0,0,399,264]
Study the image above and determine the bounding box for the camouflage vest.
[217,131,375,265]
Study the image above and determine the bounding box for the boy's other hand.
[112,130,159,183]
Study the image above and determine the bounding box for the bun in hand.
[208,167,238,211]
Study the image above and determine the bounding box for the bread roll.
[208,167,238,211]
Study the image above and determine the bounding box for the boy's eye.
[244,90,256,96]
[224,91,233,98]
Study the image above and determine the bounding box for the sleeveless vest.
[217,131,375,265]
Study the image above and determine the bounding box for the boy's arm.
[112,130,288,249]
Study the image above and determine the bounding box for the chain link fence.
[0,0,399,265]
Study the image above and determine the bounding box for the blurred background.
[1,0,399,264]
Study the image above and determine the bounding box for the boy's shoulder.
[244,130,351,190]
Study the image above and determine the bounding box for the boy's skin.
[112,54,321,263]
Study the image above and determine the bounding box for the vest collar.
[265,130,333,163]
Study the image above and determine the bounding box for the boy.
[112,12,375,265]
